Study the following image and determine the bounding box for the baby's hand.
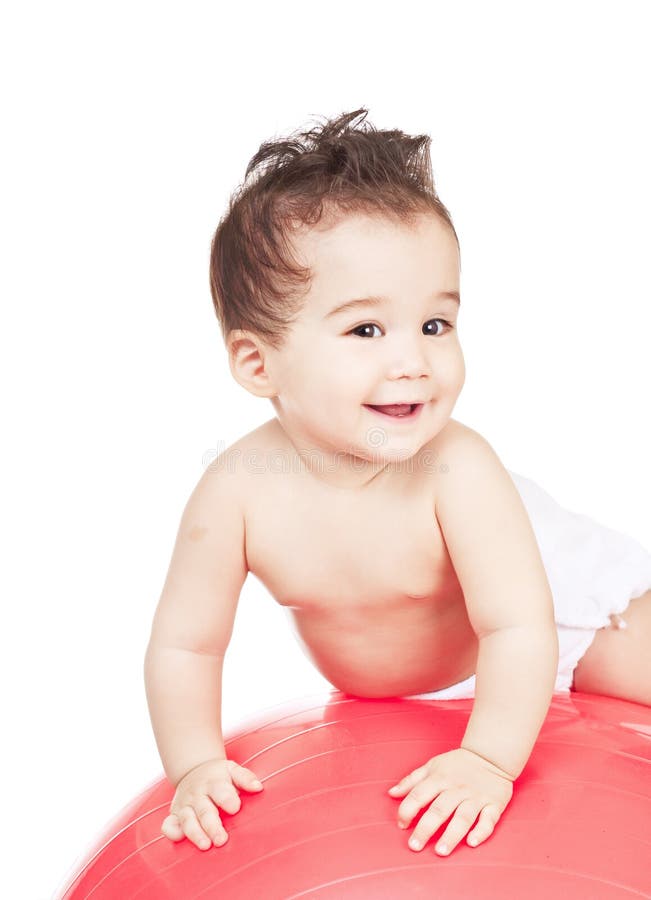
[161,757,264,850]
[387,747,514,856]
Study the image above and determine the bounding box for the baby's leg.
[572,588,651,705]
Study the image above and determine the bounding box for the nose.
[385,331,432,382]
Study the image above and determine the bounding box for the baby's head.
[209,108,465,482]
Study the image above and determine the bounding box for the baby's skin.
[145,212,559,857]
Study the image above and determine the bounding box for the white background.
[1,2,649,897]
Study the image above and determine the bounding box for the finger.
[396,778,445,828]
[207,781,242,816]
[387,763,431,797]
[176,805,214,851]
[194,798,229,847]
[228,762,264,792]
[161,814,184,841]
[467,804,500,847]
[434,799,482,855]
[407,792,462,852]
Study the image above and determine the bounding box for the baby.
[144,108,651,859]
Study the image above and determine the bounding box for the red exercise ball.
[54,690,651,899]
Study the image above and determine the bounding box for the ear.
[227,329,278,398]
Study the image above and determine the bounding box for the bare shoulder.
[417,418,495,484]
[203,417,276,471]
[198,416,280,505]
[428,417,491,462]
[426,418,514,506]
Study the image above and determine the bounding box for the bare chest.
[230,421,477,697]
[244,473,455,617]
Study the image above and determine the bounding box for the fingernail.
[437,843,449,855]
[398,821,407,829]
[409,837,421,850]
[252,780,263,789]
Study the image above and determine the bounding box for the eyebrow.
[324,290,460,320]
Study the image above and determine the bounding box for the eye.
[349,323,382,338]
[348,318,453,338]
[423,318,453,336]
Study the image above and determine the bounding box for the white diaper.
[507,471,651,630]
[406,470,651,700]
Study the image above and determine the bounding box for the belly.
[287,599,479,698]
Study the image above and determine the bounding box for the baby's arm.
[144,457,263,849]
[435,425,559,777]
[388,423,558,855]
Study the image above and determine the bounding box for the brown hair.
[209,108,459,352]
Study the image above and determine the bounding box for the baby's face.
[264,212,465,464]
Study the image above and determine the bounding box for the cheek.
[318,349,368,391]
[441,346,465,393]
[294,361,350,409]
[453,354,466,392]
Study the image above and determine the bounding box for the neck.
[272,417,393,491]
[296,445,392,491]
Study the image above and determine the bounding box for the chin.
[362,445,421,466]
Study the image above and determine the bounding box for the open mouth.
[363,403,424,419]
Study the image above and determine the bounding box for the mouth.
[363,403,424,420]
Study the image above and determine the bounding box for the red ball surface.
[54,691,651,898]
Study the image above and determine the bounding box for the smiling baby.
[144,108,651,858]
